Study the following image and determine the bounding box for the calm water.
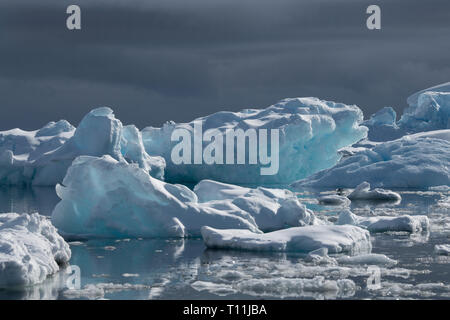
[0,186,449,300]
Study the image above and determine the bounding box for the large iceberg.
[291,134,450,189]
[142,97,367,184]
[0,107,165,186]
[201,225,371,254]
[366,83,450,141]
[0,212,71,288]
[51,155,316,239]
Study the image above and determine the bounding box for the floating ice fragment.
[201,224,371,255]
[337,210,429,233]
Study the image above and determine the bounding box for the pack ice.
[0,107,165,185]
[142,97,367,184]
[0,213,71,288]
[201,225,371,255]
[292,134,450,189]
[51,156,315,238]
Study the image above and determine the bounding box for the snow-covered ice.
[142,97,367,184]
[291,135,450,189]
[0,108,165,186]
[347,182,401,202]
[0,212,71,288]
[201,224,371,254]
[337,210,429,233]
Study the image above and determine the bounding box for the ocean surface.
[0,185,449,300]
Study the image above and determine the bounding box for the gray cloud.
[0,0,449,130]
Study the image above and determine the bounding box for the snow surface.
[0,108,165,185]
[347,182,401,202]
[337,210,429,233]
[0,213,71,288]
[201,225,371,254]
[291,134,450,188]
[142,97,367,184]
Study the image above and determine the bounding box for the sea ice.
[51,155,261,238]
[291,135,450,188]
[142,97,367,184]
[347,182,401,202]
[194,180,316,231]
[0,108,165,185]
[201,224,371,254]
[0,212,71,288]
[336,210,429,233]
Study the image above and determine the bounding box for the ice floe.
[0,212,71,288]
[142,97,367,184]
[201,224,371,254]
[347,182,401,202]
[194,180,316,231]
[337,210,429,233]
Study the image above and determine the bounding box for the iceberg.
[194,180,316,231]
[336,210,429,233]
[366,83,450,141]
[0,107,165,186]
[0,121,75,185]
[142,97,368,184]
[291,135,450,189]
[406,82,450,108]
[399,91,450,133]
[347,182,401,202]
[0,212,71,288]
[51,155,316,238]
[201,225,371,254]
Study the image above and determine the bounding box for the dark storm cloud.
[0,0,449,130]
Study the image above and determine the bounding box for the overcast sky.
[0,0,449,130]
